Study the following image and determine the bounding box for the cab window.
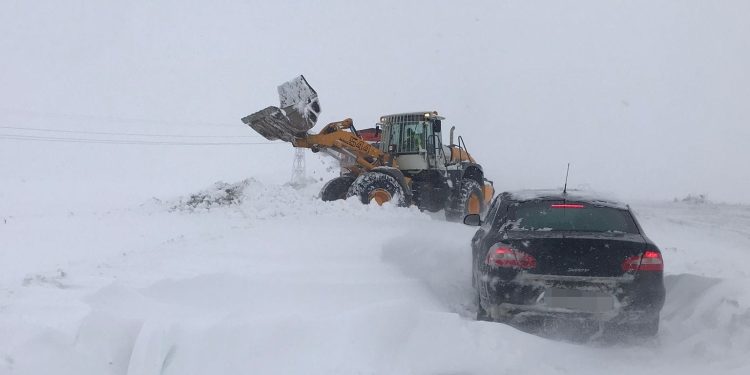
[399,122,427,153]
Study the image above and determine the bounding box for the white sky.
[1,0,748,203]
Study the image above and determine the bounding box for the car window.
[508,201,640,234]
[482,196,502,229]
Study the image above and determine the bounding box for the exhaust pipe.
[449,126,456,146]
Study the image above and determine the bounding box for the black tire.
[320,176,356,202]
[445,179,485,222]
[629,316,660,337]
[607,316,659,339]
[476,291,491,321]
[346,172,407,207]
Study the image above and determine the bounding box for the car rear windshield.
[509,201,640,234]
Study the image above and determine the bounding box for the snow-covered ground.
[1,175,748,375]
[2,1,748,373]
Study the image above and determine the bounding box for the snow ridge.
[2,180,749,374]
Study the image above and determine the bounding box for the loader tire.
[320,176,356,202]
[346,172,407,207]
[445,179,484,222]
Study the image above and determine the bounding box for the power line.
[0,134,280,146]
[0,125,262,138]
[0,108,242,128]
[0,133,284,146]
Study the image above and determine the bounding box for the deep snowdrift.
[1,180,749,375]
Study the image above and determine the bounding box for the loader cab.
[378,111,448,172]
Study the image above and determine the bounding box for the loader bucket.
[241,75,321,141]
[241,106,297,141]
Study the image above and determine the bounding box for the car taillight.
[485,243,537,269]
[622,250,664,272]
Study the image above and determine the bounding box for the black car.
[464,190,665,337]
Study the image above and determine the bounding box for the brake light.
[485,243,537,269]
[550,204,584,208]
[639,250,664,271]
[622,250,664,272]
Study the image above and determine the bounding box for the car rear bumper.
[486,302,655,325]
[480,272,665,323]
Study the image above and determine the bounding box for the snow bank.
[661,274,750,367]
[169,179,254,211]
[2,180,749,374]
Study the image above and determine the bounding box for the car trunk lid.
[505,231,647,277]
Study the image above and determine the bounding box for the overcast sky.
[1,0,748,203]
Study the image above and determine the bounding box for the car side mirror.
[463,214,481,226]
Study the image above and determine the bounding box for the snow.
[2,177,749,375]
[1,2,749,373]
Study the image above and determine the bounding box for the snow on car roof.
[505,189,629,209]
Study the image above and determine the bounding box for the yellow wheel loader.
[242,75,494,221]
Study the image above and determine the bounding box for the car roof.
[502,189,629,209]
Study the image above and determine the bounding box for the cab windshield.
[386,121,428,153]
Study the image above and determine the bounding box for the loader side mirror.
[463,214,481,226]
[433,120,442,133]
[375,125,380,137]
